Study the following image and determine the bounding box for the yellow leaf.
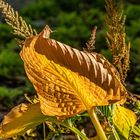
[0,103,89,139]
[20,26,127,119]
[113,105,137,139]
[0,103,47,139]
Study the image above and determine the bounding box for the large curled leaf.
[113,105,137,139]
[0,103,47,139]
[20,26,127,119]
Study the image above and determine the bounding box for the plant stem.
[43,122,46,140]
[88,107,107,140]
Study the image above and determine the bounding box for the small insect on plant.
[0,0,139,139]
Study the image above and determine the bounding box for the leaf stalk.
[88,107,107,140]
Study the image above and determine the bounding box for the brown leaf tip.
[40,25,53,39]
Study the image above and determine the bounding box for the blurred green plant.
[0,86,22,99]
[21,0,105,49]
[0,41,23,78]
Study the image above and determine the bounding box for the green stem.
[88,107,107,140]
[43,122,46,140]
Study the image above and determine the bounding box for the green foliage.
[0,86,22,108]
[0,24,12,45]
[124,5,140,93]
[0,41,23,78]
[133,123,140,137]
[0,86,22,99]
[125,5,140,24]
[21,0,105,49]
[0,38,33,106]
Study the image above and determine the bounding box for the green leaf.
[132,124,140,137]
[97,105,113,119]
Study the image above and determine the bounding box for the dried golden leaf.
[113,105,137,139]
[0,103,89,139]
[20,26,127,119]
[0,103,47,139]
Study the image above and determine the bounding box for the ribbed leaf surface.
[113,105,137,139]
[20,26,127,119]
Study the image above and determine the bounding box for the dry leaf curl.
[20,26,127,119]
[0,103,46,139]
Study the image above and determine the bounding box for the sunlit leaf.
[0,103,89,139]
[113,105,137,139]
[0,103,47,139]
[20,26,127,119]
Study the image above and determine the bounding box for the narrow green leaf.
[111,125,121,140]
[132,124,140,137]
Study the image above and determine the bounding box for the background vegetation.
[0,0,140,139]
